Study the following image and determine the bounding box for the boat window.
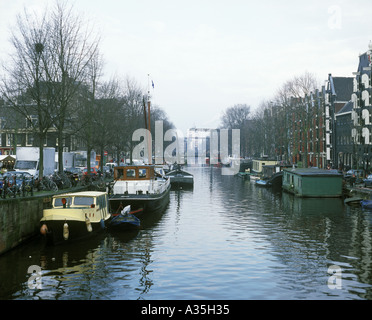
[74,196,94,206]
[126,169,136,178]
[97,195,106,209]
[116,169,124,179]
[54,197,72,207]
[139,168,147,178]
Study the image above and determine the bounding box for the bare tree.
[0,7,54,179]
[220,104,251,157]
[276,71,320,103]
[220,104,251,129]
[93,77,122,171]
[120,78,147,164]
[47,1,100,173]
[273,71,321,164]
[0,1,101,177]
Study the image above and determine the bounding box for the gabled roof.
[357,52,371,75]
[336,100,353,115]
[332,77,354,102]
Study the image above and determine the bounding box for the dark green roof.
[283,168,342,176]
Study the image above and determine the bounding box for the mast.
[147,74,152,164]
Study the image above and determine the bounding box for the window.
[6,134,13,147]
[26,133,34,146]
[26,115,38,128]
[97,195,107,209]
[55,197,72,207]
[74,197,94,206]
[0,117,6,129]
[117,169,124,179]
[126,169,136,178]
[139,168,147,178]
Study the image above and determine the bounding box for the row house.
[351,42,372,171]
[335,100,354,169]
[260,43,370,171]
[273,74,353,170]
[286,45,372,171]
[290,89,327,168]
[326,75,354,168]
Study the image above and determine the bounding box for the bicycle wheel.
[59,173,71,189]
[96,177,105,189]
[48,180,58,192]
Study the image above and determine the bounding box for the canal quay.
[1,166,372,300]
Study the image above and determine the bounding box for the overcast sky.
[1,0,372,133]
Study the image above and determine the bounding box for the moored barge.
[282,168,343,198]
[40,191,111,245]
[108,165,171,217]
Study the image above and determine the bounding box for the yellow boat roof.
[52,191,107,198]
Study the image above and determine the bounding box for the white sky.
[1,0,372,133]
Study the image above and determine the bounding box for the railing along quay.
[0,176,112,256]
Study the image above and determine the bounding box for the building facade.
[289,90,327,168]
[0,98,88,156]
[351,43,372,172]
[335,101,354,169]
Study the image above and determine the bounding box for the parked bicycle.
[0,172,34,198]
[64,168,81,187]
[52,172,72,189]
[35,175,58,192]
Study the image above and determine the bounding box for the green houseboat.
[282,168,343,198]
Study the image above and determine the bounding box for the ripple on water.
[3,167,372,300]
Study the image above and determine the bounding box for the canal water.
[1,166,372,300]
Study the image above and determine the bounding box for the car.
[364,174,372,188]
[65,167,82,177]
[102,166,111,175]
[82,167,98,176]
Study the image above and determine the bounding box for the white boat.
[40,191,111,245]
[108,165,171,216]
[249,175,261,182]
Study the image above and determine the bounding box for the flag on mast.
[152,80,154,89]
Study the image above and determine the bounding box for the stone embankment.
[0,186,87,256]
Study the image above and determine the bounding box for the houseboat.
[257,164,293,188]
[166,164,194,188]
[40,191,111,245]
[282,168,343,198]
[108,165,171,217]
[250,158,277,181]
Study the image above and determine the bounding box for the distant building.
[335,101,353,169]
[351,42,372,171]
[290,90,328,168]
[0,83,90,156]
[325,74,354,168]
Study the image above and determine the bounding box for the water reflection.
[2,167,372,299]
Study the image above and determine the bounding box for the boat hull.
[166,169,194,188]
[361,200,372,209]
[255,180,270,187]
[109,214,141,231]
[40,218,109,245]
[109,184,171,217]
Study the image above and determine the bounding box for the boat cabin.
[262,164,293,179]
[114,165,155,181]
[252,159,278,174]
[42,191,110,227]
[282,168,343,198]
[52,191,108,210]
